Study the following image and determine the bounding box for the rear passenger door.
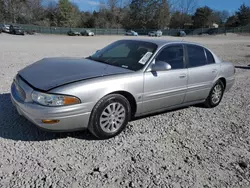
[184,44,219,103]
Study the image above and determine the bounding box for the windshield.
[89,40,157,71]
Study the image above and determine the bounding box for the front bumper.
[11,80,91,131]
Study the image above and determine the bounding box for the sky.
[71,0,250,12]
[198,0,250,13]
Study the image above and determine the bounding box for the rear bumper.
[11,82,91,131]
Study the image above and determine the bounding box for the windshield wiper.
[87,56,110,65]
[87,56,133,70]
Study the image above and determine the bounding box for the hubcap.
[211,84,222,104]
[99,102,126,133]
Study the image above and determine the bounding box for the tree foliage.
[225,15,240,27]
[236,4,250,26]
[125,0,170,29]
[225,4,250,27]
[193,6,214,28]
[57,0,80,27]
[170,11,192,29]
[0,0,249,29]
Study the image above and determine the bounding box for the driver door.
[142,44,188,113]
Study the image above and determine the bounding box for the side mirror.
[151,60,171,72]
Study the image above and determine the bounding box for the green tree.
[156,0,170,29]
[225,15,240,27]
[126,0,170,29]
[127,0,148,29]
[170,11,192,29]
[58,0,80,27]
[236,4,250,26]
[193,6,214,28]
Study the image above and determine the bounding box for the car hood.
[18,57,133,91]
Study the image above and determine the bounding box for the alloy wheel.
[211,84,222,104]
[99,102,126,133]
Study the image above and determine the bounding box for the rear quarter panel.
[218,62,235,91]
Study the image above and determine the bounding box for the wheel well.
[219,77,226,89]
[110,91,137,117]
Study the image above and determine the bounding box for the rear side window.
[205,49,215,64]
[187,45,206,67]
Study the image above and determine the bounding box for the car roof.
[122,38,222,63]
[120,38,205,48]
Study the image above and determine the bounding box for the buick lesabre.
[11,39,235,138]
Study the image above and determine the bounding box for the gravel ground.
[0,33,250,188]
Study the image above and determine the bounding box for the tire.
[88,94,131,139]
[204,80,225,108]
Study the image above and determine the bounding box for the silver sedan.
[11,39,235,138]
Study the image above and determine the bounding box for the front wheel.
[88,94,131,139]
[204,80,225,108]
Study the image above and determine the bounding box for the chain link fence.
[2,23,250,36]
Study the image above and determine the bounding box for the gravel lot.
[0,33,250,188]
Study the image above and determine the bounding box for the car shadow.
[0,93,208,141]
[131,107,188,121]
[235,65,250,70]
[0,93,97,141]
[131,103,206,121]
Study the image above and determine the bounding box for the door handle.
[212,69,217,73]
[179,74,186,78]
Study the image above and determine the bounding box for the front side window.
[156,45,185,69]
[187,45,207,67]
[89,40,157,71]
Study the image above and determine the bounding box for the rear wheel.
[88,94,131,139]
[204,80,225,108]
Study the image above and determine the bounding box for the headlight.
[31,91,80,106]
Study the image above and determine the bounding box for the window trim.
[147,44,186,71]
[185,44,208,68]
[205,48,215,64]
